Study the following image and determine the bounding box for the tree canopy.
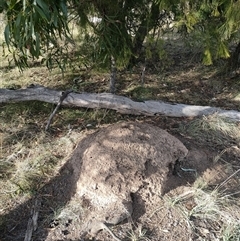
[1,0,240,71]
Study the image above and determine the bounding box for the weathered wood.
[1,86,240,121]
[45,89,72,131]
[24,198,41,241]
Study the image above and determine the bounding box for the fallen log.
[24,198,41,241]
[1,86,240,122]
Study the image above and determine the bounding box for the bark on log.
[24,198,41,241]
[1,86,240,122]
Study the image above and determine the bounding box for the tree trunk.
[1,86,240,122]
[227,42,240,71]
[109,56,117,93]
[129,2,160,66]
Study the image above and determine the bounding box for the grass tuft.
[178,114,240,148]
[167,175,240,240]
[127,224,151,241]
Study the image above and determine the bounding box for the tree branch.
[1,86,240,122]
[45,89,73,131]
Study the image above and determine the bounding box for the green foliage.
[1,0,172,70]
[1,0,240,71]
[203,48,213,65]
[71,0,164,69]
[126,86,158,101]
[177,0,240,64]
[2,0,70,70]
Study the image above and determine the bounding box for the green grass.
[125,85,159,101]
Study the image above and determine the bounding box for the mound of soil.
[69,122,188,238]
[2,121,239,241]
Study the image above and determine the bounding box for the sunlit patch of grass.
[0,64,65,89]
[178,114,240,148]
[125,85,159,101]
[0,143,23,178]
[167,173,240,241]
[57,107,131,130]
[9,146,60,194]
[222,224,240,241]
[127,224,151,241]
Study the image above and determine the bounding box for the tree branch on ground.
[45,89,73,131]
[1,86,240,122]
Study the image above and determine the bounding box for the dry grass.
[0,119,83,212]
[178,114,240,148]
[127,224,151,241]
[166,176,240,240]
[163,114,240,240]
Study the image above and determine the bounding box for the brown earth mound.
[69,122,188,238]
[5,121,237,241]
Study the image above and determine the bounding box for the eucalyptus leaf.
[4,25,10,45]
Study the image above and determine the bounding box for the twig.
[45,90,72,131]
[217,168,240,189]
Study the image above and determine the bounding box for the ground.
[1,30,240,240]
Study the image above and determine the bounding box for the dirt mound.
[69,122,188,238]
[4,121,238,241]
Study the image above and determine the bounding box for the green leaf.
[36,0,48,11]
[15,13,22,28]
[4,25,10,45]
[33,5,49,21]
[218,42,230,58]
[212,8,220,17]
[59,0,67,16]
[203,48,213,65]
[36,0,50,19]
[53,9,58,27]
